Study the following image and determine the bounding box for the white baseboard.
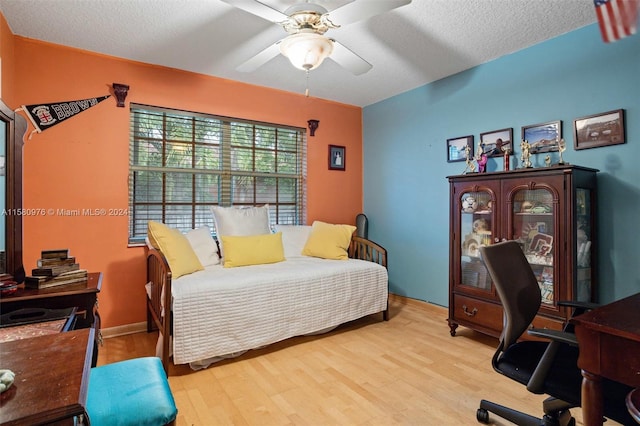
[101,321,147,339]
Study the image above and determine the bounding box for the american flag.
[594,0,639,43]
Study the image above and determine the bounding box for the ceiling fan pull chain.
[305,70,310,97]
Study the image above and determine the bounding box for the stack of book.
[25,249,88,289]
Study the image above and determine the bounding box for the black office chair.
[627,388,640,424]
[477,240,633,426]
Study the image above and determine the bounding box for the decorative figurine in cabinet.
[447,165,597,338]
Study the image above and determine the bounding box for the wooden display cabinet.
[447,165,597,338]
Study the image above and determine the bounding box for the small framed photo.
[447,135,473,163]
[574,109,625,150]
[530,233,553,255]
[480,128,513,157]
[328,145,345,171]
[522,120,562,153]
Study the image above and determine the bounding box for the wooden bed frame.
[146,235,388,373]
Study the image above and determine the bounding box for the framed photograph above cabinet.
[574,109,625,150]
[447,135,473,163]
[480,128,513,157]
[522,120,561,153]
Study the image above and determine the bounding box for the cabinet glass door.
[512,188,555,305]
[459,191,493,290]
[576,188,593,301]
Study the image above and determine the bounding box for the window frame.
[128,104,306,244]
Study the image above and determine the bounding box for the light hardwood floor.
[98,297,602,426]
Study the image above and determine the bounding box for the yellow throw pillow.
[147,221,204,278]
[302,221,356,260]
[210,205,271,259]
[221,232,285,268]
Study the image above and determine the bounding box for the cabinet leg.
[448,321,458,336]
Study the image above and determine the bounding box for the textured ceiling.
[0,0,597,106]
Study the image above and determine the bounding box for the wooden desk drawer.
[453,294,502,333]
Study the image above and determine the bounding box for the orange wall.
[5,33,363,328]
[0,13,16,104]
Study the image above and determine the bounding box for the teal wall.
[363,24,639,306]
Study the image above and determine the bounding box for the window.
[128,104,306,243]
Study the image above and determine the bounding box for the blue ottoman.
[86,357,177,426]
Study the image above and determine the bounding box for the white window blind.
[128,104,306,243]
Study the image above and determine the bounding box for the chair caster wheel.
[555,409,576,426]
[477,408,489,424]
[561,413,576,426]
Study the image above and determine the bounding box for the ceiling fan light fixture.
[279,32,334,71]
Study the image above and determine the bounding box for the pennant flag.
[17,95,110,138]
[594,0,639,43]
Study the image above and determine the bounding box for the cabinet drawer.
[453,294,503,332]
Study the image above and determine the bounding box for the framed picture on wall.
[574,109,625,150]
[480,128,513,157]
[522,120,562,154]
[328,145,346,170]
[447,135,473,163]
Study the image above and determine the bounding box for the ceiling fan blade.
[330,40,372,75]
[237,41,282,72]
[219,0,288,23]
[327,0,411,26]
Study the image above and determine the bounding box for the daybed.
[145,220,389,373]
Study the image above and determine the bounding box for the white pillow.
[211,205,271,257]
[274,225,312,258]
[185,226,220,267]
[145,236,154,250]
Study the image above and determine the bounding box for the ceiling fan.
[221,0,411,75]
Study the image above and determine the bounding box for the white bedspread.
[171,256,388,365]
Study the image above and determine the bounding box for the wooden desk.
[0,328,94,426]
[0,272,102,330]
[571,293,640,426]
[1,272,102,366]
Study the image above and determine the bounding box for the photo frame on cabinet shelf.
[574,109,625,150]
[447,135,473,163]
[522,120,562,154]
[328,145,346,171]
[480,128,513,157]
[529,233,553,256]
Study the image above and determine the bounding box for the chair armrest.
[558,300,600,311]
[527,328,578,346]
[525,329,578,394]
[558,301,600,330]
